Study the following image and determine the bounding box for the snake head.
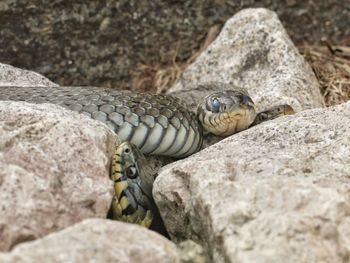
[197,90,257,136]
[111,142,156,228]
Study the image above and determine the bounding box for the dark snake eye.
[124,147,131,154]
[259,112,268,121]
[211,98,220,113]
[126,165,138,179]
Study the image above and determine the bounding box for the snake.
[0,83,294,227]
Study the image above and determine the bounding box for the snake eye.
[259,112,268,121]
[126,165,138,179]
[211,98,220,113]
[124,147,131,154]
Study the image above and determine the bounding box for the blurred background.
[0,0,349,101]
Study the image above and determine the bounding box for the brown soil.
[0,1,349,95]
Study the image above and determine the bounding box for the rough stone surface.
[0,63,58,87]
[0,219,179,263]
[178,240,206,263]
[0,101,117,251]
[169,8,324,112]
[154,101,350,262]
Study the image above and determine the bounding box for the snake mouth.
[197,89,257,136]
[116,172,155,213]
[200,106,256,136]
[112,180,155,228]
[120,187,139,215]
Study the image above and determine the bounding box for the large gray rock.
[153,101,350,262]
[0,219,179,263]
[0,101,116,251]
[169,8,324,112]
[0,63,57,87]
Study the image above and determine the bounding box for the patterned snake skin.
[0,86,202,158]
[0,85,295,228]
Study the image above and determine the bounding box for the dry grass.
[131,25,221,94]
[299,44,350,106]
[131,53,186,94]
[132,26,350,107]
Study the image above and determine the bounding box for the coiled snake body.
[0,84,294,227]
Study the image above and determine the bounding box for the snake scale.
[0,84,294,227]
[0,86,204,157]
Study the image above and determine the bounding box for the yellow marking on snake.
[112,197,123,216]
[112,166,122,174]
[110,142,156,229]
[114,181,128,199]
[140,211,153,227]
[120,196,130,210]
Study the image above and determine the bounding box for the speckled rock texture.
[177,240,206,263]
[0,219,179,263]
[154,101,350,262]
[169,8,324,112]
[0,101,116,251]
[0,63,57,87]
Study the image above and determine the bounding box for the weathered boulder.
[0,219,179,263]
[154,101,350,262]
[169,8,324,112]
[0,101,116,251]
[0,63,57,87]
